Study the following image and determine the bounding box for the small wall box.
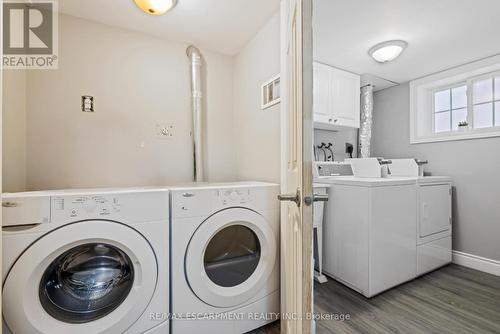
[261,74,281,110]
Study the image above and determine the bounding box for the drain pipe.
[186,45,204,182]
[358,84,374,158]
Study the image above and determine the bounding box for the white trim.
[452,250,500,276]
[411,129,500,144]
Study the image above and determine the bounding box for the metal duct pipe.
[186,45,204,182]
[358,84,374,158]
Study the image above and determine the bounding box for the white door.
[3,221,157,334]
[280,0,315,333]
[1,0,4,322]
[419,184,452,237]
[185,208,277,308]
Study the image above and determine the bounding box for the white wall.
[3,12,285,191]
[372,83,500,262]
[19,14,236,190]
[233,13,281,183]
[2,70,27,192]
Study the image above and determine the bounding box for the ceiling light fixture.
[133,0,177,15]
[368,40,407,63]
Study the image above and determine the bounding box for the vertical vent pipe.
[358,84,374,158]
[186,45,204,182]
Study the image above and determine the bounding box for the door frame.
[1,1,4,328]
[280,0,314,333]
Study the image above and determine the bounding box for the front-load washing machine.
[170,182,280,334]
[2,188,170,334]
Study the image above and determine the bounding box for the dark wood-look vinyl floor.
[250,264,500,334]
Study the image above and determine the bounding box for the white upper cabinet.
[313,62,331,121]
[313,62,360,129]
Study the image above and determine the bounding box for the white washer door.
[3,220,158,334]
[185,208,276,308]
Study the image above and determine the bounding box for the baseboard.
[452,250,500,276]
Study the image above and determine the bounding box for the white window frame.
[410,55,500,144]
[468,71,500,129]
[431,82,468,133]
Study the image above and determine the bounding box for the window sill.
[411,128,500,144]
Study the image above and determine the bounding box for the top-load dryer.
[169,182,280,334]
[2,188,170,334]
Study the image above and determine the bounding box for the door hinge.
[278,189,301,207]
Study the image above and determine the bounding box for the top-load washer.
[170,182,280,334]
[2,188,170,334]
[318,174,452,297]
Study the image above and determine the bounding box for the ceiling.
[58,0,280,56]
[314,0,500,87]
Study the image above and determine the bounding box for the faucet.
[325,143,334,162]
[316,143,327,161]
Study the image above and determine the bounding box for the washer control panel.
[170,185,279,219]
[216,188,254,207]
[52,195,122,220]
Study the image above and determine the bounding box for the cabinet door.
[419,184,452,237]
[331,68,360,128]
[313,62,331,123]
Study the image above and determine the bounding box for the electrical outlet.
[81,96,94,112]
[156,123,174,139]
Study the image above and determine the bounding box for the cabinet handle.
[328,118,333,122]
[422,203,429,220]
[2,201,19,208]
[334,119,338,123]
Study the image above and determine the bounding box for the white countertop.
[3,182,280,198]
[314,175,451,187]
[2,186,171,198]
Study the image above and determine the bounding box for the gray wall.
[314,129,358,162]
[372,83,500,261]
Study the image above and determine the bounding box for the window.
[410,55,500,143]
[433,85,467,132]
[472,76,500,128]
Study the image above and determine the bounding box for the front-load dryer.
[2,188,170,334]
[170,182,280,334]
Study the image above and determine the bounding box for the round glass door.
[204,225,261,287]
[39,243,134,324]
[3,220,158,334]
[185,208,277,308]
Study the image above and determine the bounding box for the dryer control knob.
[229,191,239,201]
[82,199,97,213]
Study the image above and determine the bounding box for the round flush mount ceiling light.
[134,0,177,15]
[368,40,408,63]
